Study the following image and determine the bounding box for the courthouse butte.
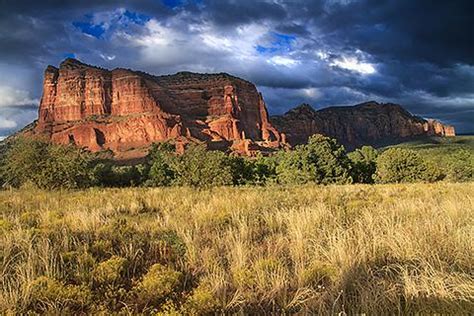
[24,58,454,160]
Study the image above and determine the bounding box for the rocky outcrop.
[30,58,285,159]
[25,59,456,158]
[270,101,455,149]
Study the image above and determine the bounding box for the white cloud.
[100,54,116,61]
[268,56,300,67]
[330,56,376,74]
[117,15,271,69]
[0,117,17,129]
[0,86,38,107]
[300,87,320,99]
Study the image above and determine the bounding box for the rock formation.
[24,59,456,158]
[270,101,455,150]
[30,58,285,160]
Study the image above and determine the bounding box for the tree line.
[0,135,472,189]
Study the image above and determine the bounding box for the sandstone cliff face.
[32,58,284,159]
[28,59,455,158]
[270,101,455,149]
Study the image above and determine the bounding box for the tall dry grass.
[0,183,473,314]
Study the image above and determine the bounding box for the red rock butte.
[31,58,285,160]
[26,58,455,159]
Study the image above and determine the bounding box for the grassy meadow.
[386,135,474,164]
[1,183,473,314]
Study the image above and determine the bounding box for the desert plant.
[348,146,378,183]
[375,148,442,183]
[133,263,182,308]
[1,183,473,314]
[276,134,352,184]
[145,142,176,186]
[169,144,233,187]
[445,149,474,182]
[1,137,97,189]
[28,276,92,313]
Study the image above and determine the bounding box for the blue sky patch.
[123,10,151,25]
[72,21,105,38]
[256,32,297,55]
[63,53,76,59]
[162,0,184,8]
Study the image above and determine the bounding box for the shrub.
[61,251,96,284]
[1,137,97,189]
[276,134,352,184]
[133,263,182,307]
[300,261,336,289]
[182,282,220,314]
[445,149,474,182]
[92,162,144,187]
[29,276,91,312]
[248,153,278,185]
[374,148,442,183]
[348,146,378,183]
[93,256,128,286]
[0,137,47,188]
[146,142,176,186]
[169,144,233,187]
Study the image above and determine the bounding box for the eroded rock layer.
[270,101,455,150]
[31,58,284,159]
[27,59,456,158]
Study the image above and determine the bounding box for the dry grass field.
[1,183,473,314]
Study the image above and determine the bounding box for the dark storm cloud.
[307,0,474,65]
[0,0,473,136]
[203,0,287,26]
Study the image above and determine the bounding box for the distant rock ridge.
[22,59,455,159]
[270,101,455,149]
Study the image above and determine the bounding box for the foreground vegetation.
[1,183,473,314]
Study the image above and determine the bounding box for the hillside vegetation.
[1,135,472,189]
[388,135,474,152]
[1,183,473,314]
[386,135,474,161]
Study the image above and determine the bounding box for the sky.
[0,0,473,139]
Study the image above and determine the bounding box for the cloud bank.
[0,0,472,137]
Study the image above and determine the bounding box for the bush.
[348,146,378,183]
[374,148,442,183]
[182,282,220,314]
[95,163,143,187]
[133,263,182,307]
[445,149,473,182]
[1,137,97,189]
[93,256,128,287]
[169,144,233,188]
[29,276,92,312]
[276,134,352,185]
[247,153,278,185]
[145,142,176,186]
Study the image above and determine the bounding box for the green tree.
[1,137,97,189]
[348,146,378,183]
[169,144,233,188]
[374,148,442,183]
[225,153,278,185]
[445,149,474,182]
[276,134,352,185]
[144,142,176,186]
[247,153,278,185]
